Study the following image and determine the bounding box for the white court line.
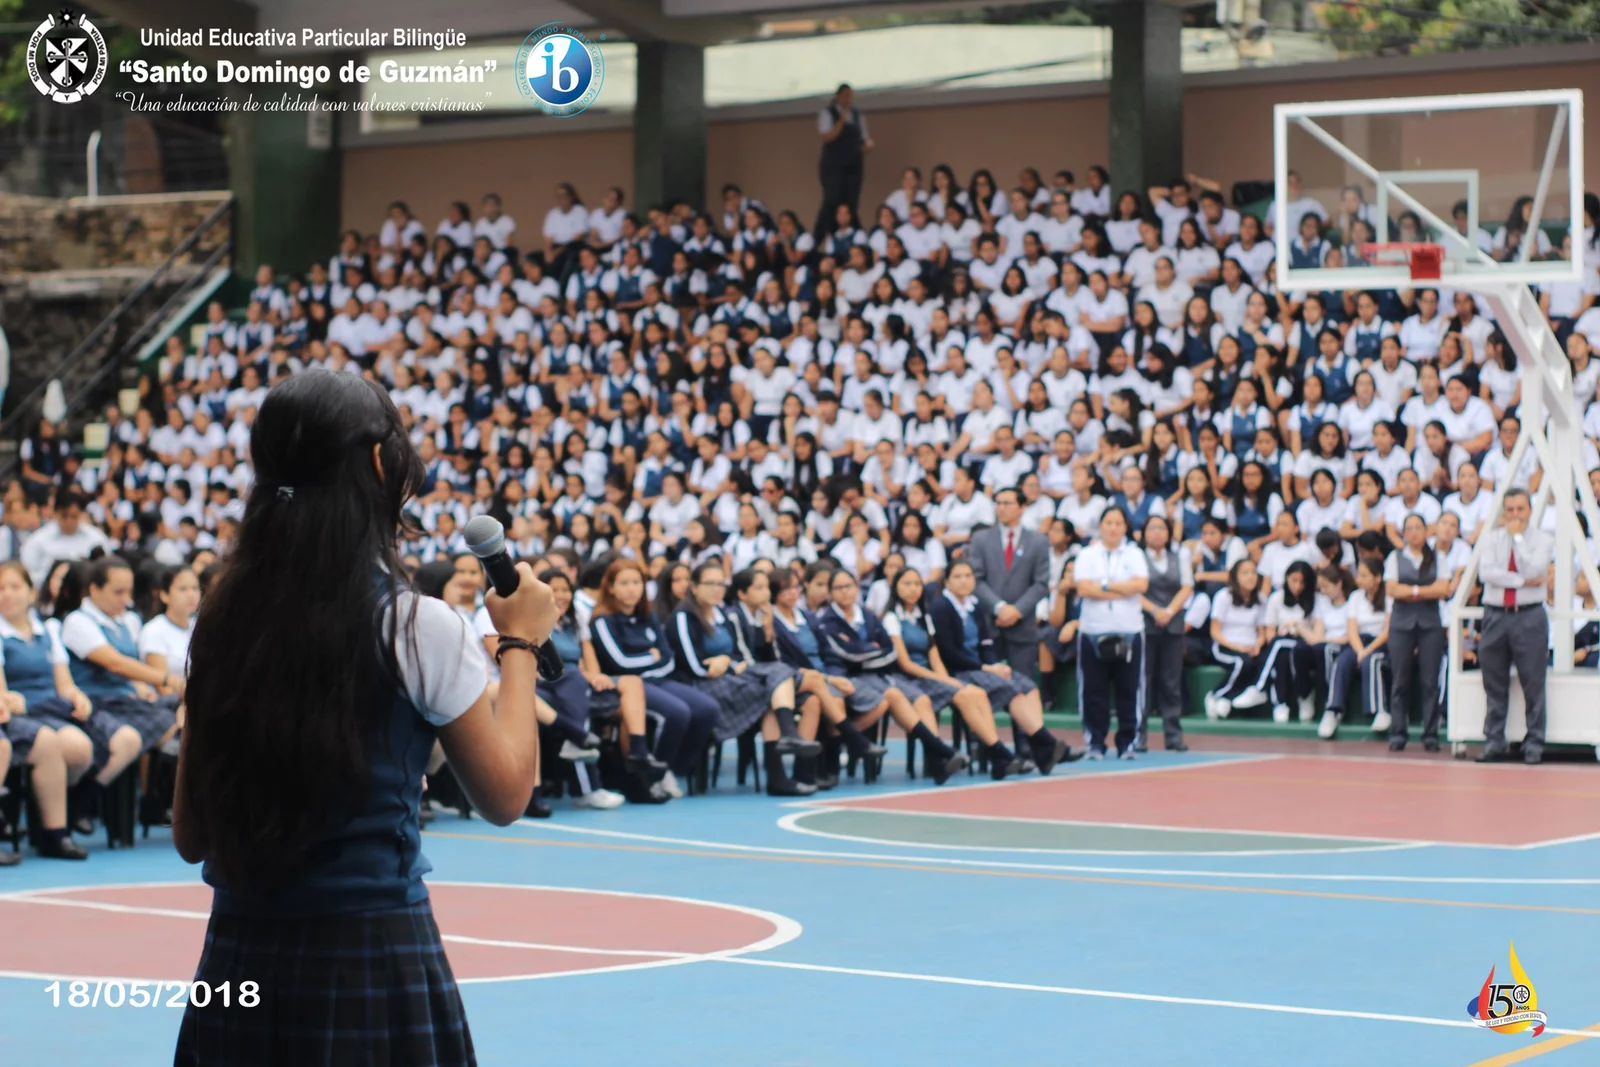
[512,822,1600,884]
[708,956,1600,1039]
[774,809,1427,857]
[784,751,1286,809]
[0,881,804,989]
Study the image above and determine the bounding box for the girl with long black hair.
[172,371,558,1065]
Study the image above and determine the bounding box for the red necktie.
[1505,545,1518,609]
[1005,530,1015,570]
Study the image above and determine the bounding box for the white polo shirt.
[1074,540,1148,635]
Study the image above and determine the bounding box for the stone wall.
[0,191,231,276]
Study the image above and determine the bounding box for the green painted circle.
[791,808,1395,853]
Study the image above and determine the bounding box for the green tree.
[1317,0,1600,56]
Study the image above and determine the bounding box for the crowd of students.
[4,165,1600,827]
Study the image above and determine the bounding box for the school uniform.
[176,590,484,1066]
[669,606,772,742]
[814,602,912,715]
[137,613,193,677]
[881,605,963,708]
[1209,589,1268,702]
[0,611,70,766]
[930,590,1039,711]
[59,603,177,767]
[590,611,718,776]
[1256,590,1321,713]
[727,604,806,705]
[1325,590,1389,722]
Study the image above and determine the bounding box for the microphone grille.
[463,515,506,558]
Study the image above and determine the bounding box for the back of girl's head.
[183,371,425,890]
[579,556,611,593]
[53,561,89,620]
[412,560,455,600]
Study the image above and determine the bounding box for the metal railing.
[0,196,234,481]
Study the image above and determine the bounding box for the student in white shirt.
[473,192,516,249]
[139,565,200,680]
[1323,557,1392,732]
[542,183,589,277]
[1204,558,1270,717]
[1245,560,1323,722]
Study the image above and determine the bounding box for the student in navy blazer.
[814,566,971,784]
[768,568,888,780]
[927,561,1078,772]
[588,558,717,796]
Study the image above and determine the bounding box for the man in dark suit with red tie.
[966,487,1050,682]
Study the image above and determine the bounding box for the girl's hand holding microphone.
[484,562,558,646]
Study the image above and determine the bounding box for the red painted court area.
[0,883,784,983]
[819,756,1600,846]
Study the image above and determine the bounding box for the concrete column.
[633,41,706,212]
[1108,0,1183,202]
[223,85,343,280]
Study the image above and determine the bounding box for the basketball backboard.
[1273,89,1584,291]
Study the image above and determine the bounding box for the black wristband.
[494,634,566,681]
[493,636,537,665]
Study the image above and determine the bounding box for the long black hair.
[182,371,426,889]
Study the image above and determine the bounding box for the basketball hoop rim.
[1354,241,1445,281]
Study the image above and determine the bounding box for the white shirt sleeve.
[388,593,490,727]
[60,612,110,659]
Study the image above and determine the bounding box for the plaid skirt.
[956,668,1036,709]
[896,673,962,709]
[2,714,43,766]
[174,900,474,1067]
[697,670,772,741]
[838,672,914,716]
[746,661,800,703]
[32,694,176,770]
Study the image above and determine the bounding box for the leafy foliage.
[1317,0,1600,56]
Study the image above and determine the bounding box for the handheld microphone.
[463,515,564,680]
[463,515,520,598]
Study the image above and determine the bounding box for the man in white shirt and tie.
[1474,489,1551,764]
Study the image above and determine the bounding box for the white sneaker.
[1203,693,1219,720]
[1213,696,1232,719]
[575,788,625,810]
[559,740,601,763]
[1232,686,1268,711]
[1318,709,1341,739]
[1371,710,1392,734]
[1298,695,1317,723]
[660,771,685,799]
[1272,703,1290,724]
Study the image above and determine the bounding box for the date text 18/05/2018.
[45,980,260,1008]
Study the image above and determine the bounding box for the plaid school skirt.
[698,670,772,741]
[31,694,177,769]
[955,667,1036,709]
[2,713,43,766]
[895,672,962,709]
[838,673,914,716]
[174,900,474,1067]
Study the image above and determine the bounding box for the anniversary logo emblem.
[27,7,108,103]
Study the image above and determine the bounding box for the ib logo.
[516,25,604,117]
[1467,942,1548,1036]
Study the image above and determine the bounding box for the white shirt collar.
[943,589,976,613]
[0,611,41,642]
[830,602,864,627]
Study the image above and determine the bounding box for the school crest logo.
[27,8,107,103]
